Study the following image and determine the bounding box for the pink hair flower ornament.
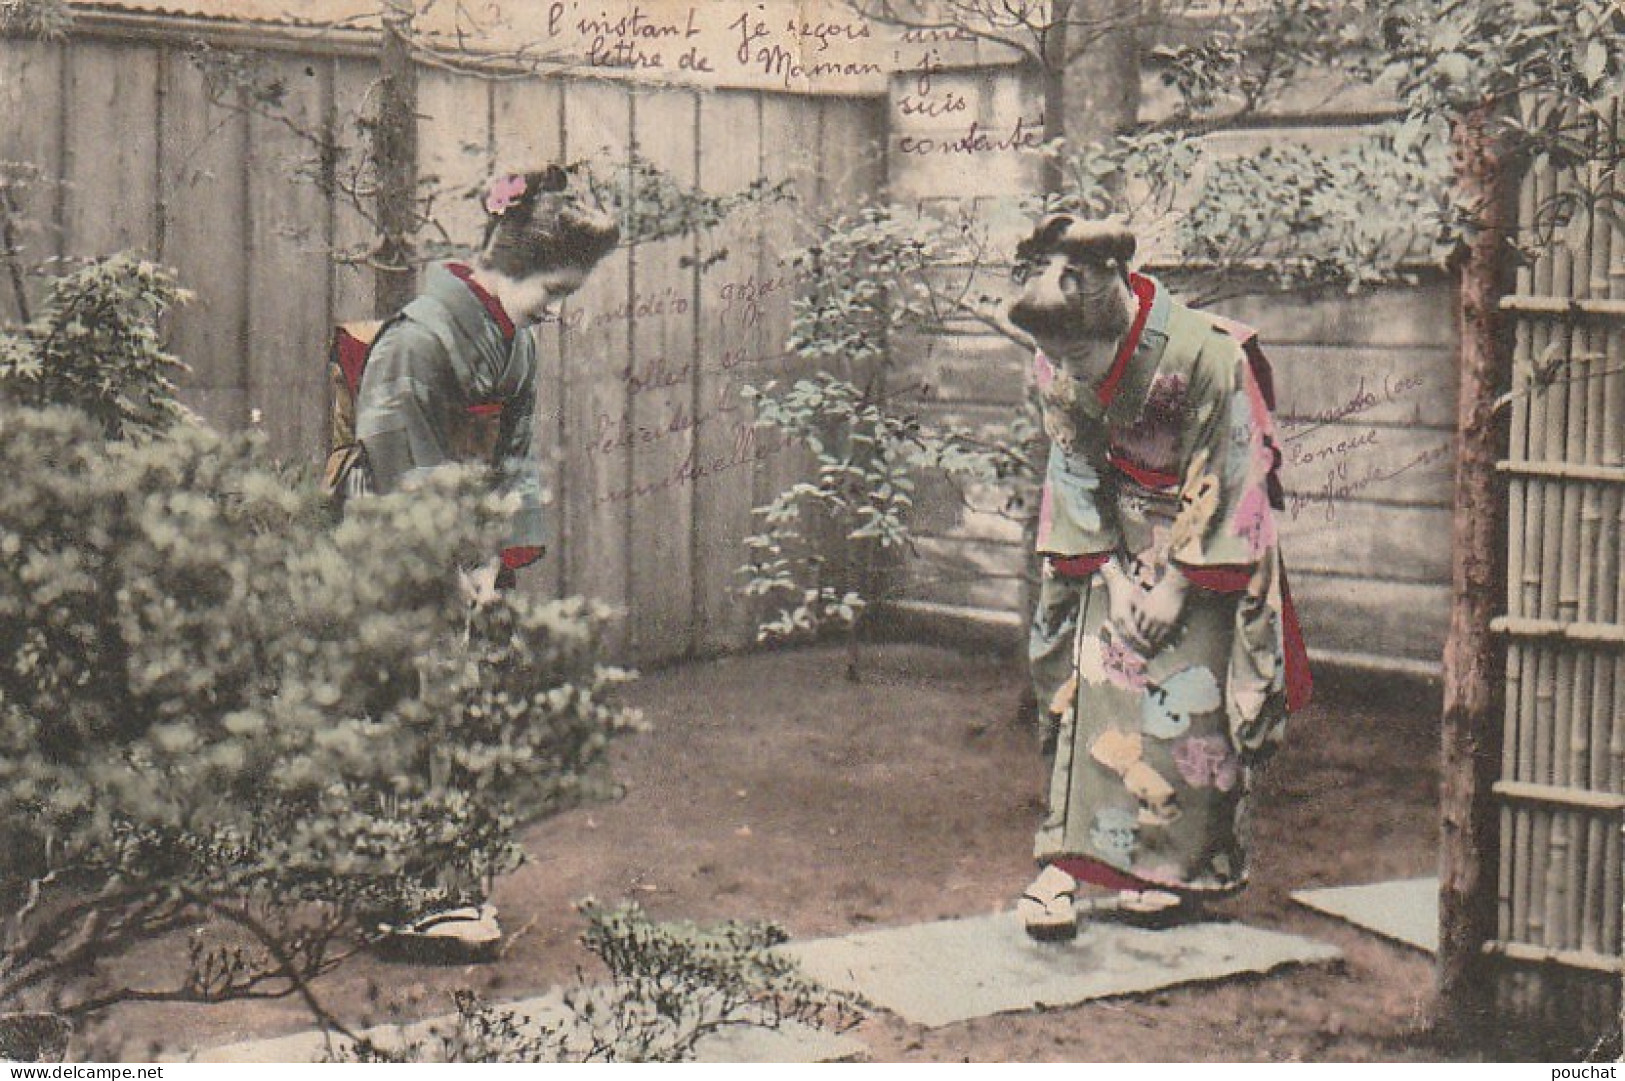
[484,173,528,216]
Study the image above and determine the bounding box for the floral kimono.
[1029,274,1312,894]
[352,261,547,570]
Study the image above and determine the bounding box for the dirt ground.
[101,640,1479,1063]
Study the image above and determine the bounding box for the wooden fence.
[4,12,1461,677]
[0,22,886,664]
[1493,94,1625,1046]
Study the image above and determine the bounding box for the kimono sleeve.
[353,319,457,494]
[1167,337,1281,590]
[493,353,547,566]
[1033,352,1121,565]
[1035,442,1123,566]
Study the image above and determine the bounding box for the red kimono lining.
[447,262,517,340]
[1093,273,1157,409]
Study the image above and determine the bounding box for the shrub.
[345,902,860,1063]
[740,208,1031,671]
[0,254,192,439]
[0,404,640,1030]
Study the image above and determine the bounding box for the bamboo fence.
[1493,94,1625,1049]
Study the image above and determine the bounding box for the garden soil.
[100,642,1464,1063]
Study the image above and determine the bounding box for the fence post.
[1437,101,1514,1045]
[373,0,418,317]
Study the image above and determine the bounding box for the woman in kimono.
[352,164,620,591]
[347,165,619,957]
[1007,215,1311,937]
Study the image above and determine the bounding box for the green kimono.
[354,261,547,564]
[1030,274,1311,894]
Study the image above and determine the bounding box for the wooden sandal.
[1105,889,1203,929]
[1018,865,1079,941]
[377,903,502,963]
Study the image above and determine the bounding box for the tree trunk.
[1037,0,1072,196]
[373,2,419,317]
[1060,0,1143,153]
[1436,102,1513,1047]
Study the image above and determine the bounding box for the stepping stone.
[779,910,1342,1028]
[190,989,863,1064]
[1291,877,1438,954]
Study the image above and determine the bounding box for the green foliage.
[1153,0,1363,117]
[584,153,794,265]
[346,902,858,1063]
[741,207,1031,649]
[0,254,193,439]
[0,0,71,38]
[1039,125,1453,303]
[1360,0,1625,255]
[1367,0,1625,116]
[0,405,640,1021]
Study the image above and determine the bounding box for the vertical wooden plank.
[157,45,250,432]
[816,96,886,209]
[416,67,489,262]
[244,53,331,465]
[493,77,567,600]
[625,86,700,664]
[330,56,381,323]
[561,78,633,653]
[752,91,819,602]
[692,89,765,655]
[62,40,159,259]
[0,38,63,324]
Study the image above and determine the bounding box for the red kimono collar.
[446,262,517,340]
[1094,273,1156,409]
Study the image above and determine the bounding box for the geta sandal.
[1017,865,1079,941]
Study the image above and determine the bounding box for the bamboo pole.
[1532,151,1558,624]
[1500,149,1540,947]
[1608,103,1625,969]
[1529,804,1550,945]
[1499,294,1625,318]
[1602,808,1621,957]
[1495,147,1534,949]
[1499,642,1522,940]
[1539,116,1581,951]
[1610,486,1625,958]
[1510,150,1557,952]
[1559,113,1605,952]
[1575,108,1616,954]
[1535,150,1562,866]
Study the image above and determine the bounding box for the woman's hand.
[1101,560,1142,645]
[1128,571,1189,654]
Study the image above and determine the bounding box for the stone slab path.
[191,991,864,1064]
[780,910,1342,1029]
[1290,877,1439,954]
[190,910,1344,1060]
